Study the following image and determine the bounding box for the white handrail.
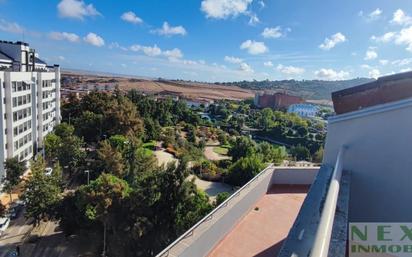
[310,146,345,257]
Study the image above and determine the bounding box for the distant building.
[0,40,61,178]
[254,91,303,109]
[288,103,319,118]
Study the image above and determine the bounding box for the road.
[0,212,97,257]
[0,211,32,257]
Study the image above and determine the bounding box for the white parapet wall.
[156,165,319,257]
[271,167,319,185]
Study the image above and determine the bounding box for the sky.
[0,0,411,82]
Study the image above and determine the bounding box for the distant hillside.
[215,78,374,100]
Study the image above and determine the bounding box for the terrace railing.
[310,146,346,257]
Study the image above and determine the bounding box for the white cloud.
[58,56,65,61]
[400,68,412,73]
[371,26,412,52]
[258,1,265,8]
[371,32,396,43]
[130,44,184,60]
[319,32,346,50]
[57,0,100,20]
[394,26,412,52]
[391,9,412,26]
[392,58,412,66]
[277,64,305,75]
[361,64,372,69]
[314,68,349,80]
[240,40,268,55]
[130,45,141,52]
[141,45,162,56]
[83,32,105,47]
[200,0,253,19]
[163,48,183,60]
[108,42,128,51]
[248,13,260,26]
[0,19,24,34]
[239,62,253,73]
[121,11,143,24]
[49,31,80,42]
[379,59,389,65]
[224,56,243,64]
[369,69,380,79]
[262,26,289,39]
[152,22,187,36]
[263,61,273,67]
[368,8,382,20]
[364,48,378,60]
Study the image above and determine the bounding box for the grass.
[142,140,156,149]
[142,148,153,157]
[142,140,156,157]
[213,146,229,155]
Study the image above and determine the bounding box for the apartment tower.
[0,40,61,178]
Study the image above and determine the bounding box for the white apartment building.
[0,40,61,178]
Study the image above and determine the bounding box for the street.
[0,211,97,257]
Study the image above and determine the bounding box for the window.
[12,107,31,122]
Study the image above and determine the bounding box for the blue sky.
[0,0,411,82]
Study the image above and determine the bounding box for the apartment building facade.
[0,40,61,178]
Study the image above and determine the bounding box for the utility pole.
[84,170,90,185]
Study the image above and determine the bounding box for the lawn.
[143,140,156,149]
[213,146,229,155]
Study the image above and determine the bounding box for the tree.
[227,155,265,186]
[45,123,86,171]
[290,144,311,161]
[0,202,6,217]
[97,140,125,178]
[228,136,256,161]
[44,133,61,161]
[3,157,25,202]
[186,125,197,144]
[74,111,104,142]
[258,108,274,130]
[78,173,130,257]
[215,192,230,206]
[313,146,324,163]
[257,142,287,165]
[21,156,62,225]
[217,130,228,145]
[105,97,144,137]
[143,117,161,141]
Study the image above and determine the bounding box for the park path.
[204,141,230,161]
[188,175,234,200]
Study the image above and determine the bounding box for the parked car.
[9,201,24,220]
[45,167,53,176]
[0,217,10,236]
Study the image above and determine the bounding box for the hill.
[214,78,374,100]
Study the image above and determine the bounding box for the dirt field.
[62,72,255,101]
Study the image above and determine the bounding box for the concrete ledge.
[277,165,334,257]
[328,170,351,257]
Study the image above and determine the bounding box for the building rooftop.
[34,57,47,65]
[332,70,412,114]
[0,51,13,62]
[208,184,309,257]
